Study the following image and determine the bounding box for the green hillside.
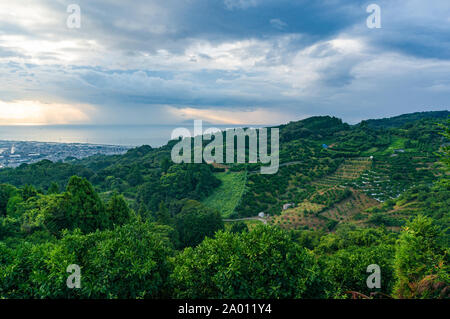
[0,112,448,299]
[363,110,450,128]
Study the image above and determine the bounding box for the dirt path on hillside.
[223,217,267,224]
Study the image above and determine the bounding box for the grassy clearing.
[380,136,407,155]
[202,171,247,218]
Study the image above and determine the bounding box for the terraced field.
[211,150,437,231]
[321,190,379,224]
[269,202,327,230]
[350,169,398,201]
[350,153,437,201]
[247,158,377,230]
[268,189,380,231]
[313,157,372,188]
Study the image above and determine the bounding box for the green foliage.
[229,221,248,234]
[0,112,448,299]
[439,118,450,187]
[6,195,23,218]
[315,226,396,297]
[0,184,18,216]
[393,215,449,298]
[151,201,171,225]
[367,213,405,227]
[126,166,144,187]
[0,160,94,190]
[0,222,175,298]
[363,111,450,129]
[65,176,108,234]
[138,163,221,211]
[47,182,60,194]
[0,176,134,239]
[21,184,38,201]
[106,193,131,227]
[174,200,224,248]
[322,245,395,296]
[172,225,328,298]
[0,216,21,240]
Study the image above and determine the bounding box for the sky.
[0,0,449,125]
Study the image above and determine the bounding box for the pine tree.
[106,193,131,227]
[66,176,107,233]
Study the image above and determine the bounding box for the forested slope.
[0,112,448,299]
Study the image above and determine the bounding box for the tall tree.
[393,215,448,298]
[47,182,60,195]
[106,193,131,227]
[66,176,107,233]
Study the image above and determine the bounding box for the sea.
[0,124,265,147]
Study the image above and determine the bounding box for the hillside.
[223,114,447,233]
[362,110,450,129]
[0,112,447,233]
[0,111,448,299]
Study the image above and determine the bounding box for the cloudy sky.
[0,0,449,125]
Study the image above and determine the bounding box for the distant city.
[0,140,130,168]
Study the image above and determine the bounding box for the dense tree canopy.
[173,199,224,248]
[394,215,449,298]
[172,226,327,299]
[0,222,175,298]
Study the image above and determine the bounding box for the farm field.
[269,190,380,231]
[224,218,265,231]
[269,202,325,230]
[313,157,372,188]
[321,190,379,224]
[380,136,407,155]
[202,171,247,218]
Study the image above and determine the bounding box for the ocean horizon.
[0,124,265,147]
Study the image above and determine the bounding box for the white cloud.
[0,1,61,28]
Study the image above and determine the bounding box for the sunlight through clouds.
[0,100,95,125]
[168,106,298,125]
[0,0,448,125]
